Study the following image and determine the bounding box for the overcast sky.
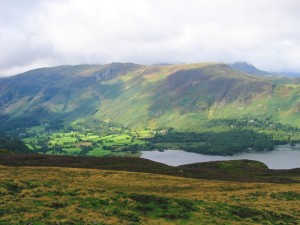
[0,0,300,76]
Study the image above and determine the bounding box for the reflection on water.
[141,145,300,169]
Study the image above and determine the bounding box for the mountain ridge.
[1,62,300,130]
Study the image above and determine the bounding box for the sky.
[0,0,300,76]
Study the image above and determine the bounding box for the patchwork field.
[22,125,152,157]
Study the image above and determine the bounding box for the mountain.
[229,62,273,76]
[1,62,300,130]
[230,62,300,78]
[276,71,300,78]
[0,63,140,128]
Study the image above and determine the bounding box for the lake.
[141,144,300,169]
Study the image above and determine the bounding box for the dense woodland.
[143,118,300,155]
[0,134,30,153]
[148,129,275,155]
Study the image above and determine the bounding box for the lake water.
[141,145,300,169]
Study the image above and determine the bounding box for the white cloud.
[0,0,300,76]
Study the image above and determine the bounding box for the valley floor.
[1,165,299,224]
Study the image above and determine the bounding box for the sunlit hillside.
[1,63,300,131]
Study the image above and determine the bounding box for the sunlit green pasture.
[22,126,154,157]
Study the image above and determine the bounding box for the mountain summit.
[229,62,272,76]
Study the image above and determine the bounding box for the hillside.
[0,63,141,129]
[1,161,299,224]
[1,62,300,131]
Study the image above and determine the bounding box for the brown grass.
[1,166,299,224]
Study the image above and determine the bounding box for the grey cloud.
[1,0,300,76]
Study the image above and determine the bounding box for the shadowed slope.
[0,153,299,183]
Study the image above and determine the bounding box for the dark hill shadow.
[0,154,299,184]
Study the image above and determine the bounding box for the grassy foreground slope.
[1,164,300,224]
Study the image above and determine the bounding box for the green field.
[22,125,153,157]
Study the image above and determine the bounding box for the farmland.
[22,124,153,157]
[20,117,300,157]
